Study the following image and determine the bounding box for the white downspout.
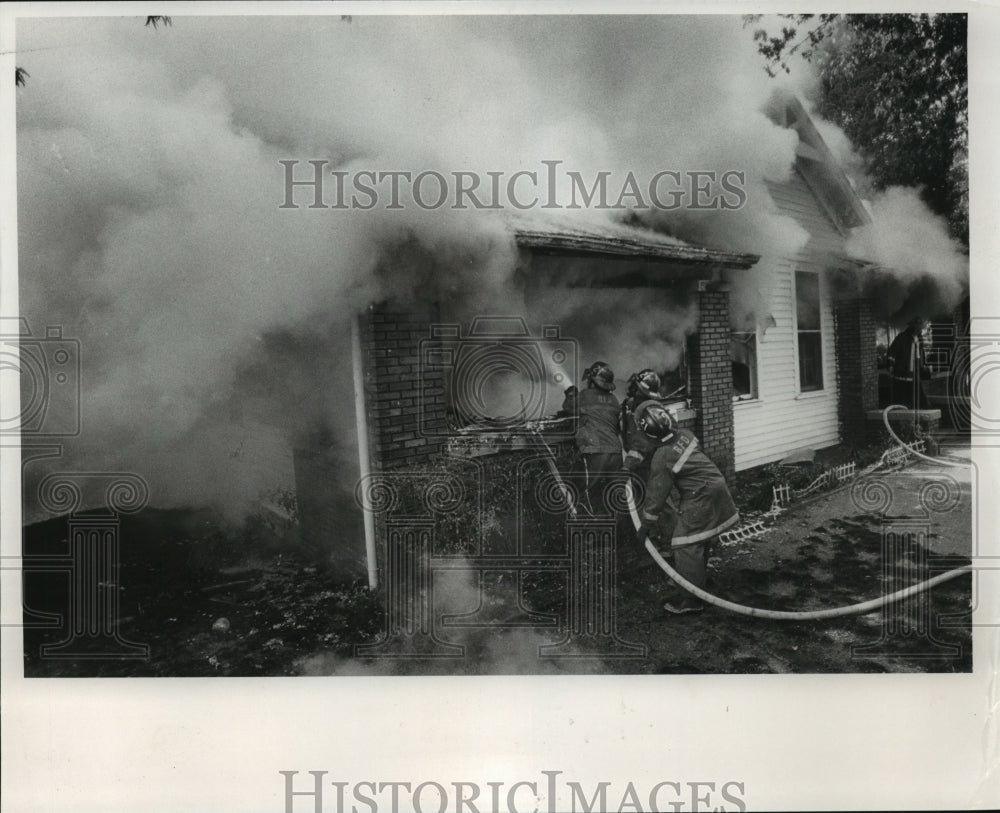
[352,312,378,590]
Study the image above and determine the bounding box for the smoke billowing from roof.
[847,187,969,324]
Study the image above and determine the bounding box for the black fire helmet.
[583,361,616,392]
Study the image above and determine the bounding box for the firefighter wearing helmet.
[619,369,667,482]
[561,361,622,515]
[634,401,739,614]
[887,316,932,409]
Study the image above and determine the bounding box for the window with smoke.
[795,271,824,392]
[730,331,758,400]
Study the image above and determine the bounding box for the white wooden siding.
[732,168,844,470]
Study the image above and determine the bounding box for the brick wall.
[687,285,735,479]
[361,303,448,469]
[833,297,879,444]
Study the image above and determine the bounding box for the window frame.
[792,269,825,394]
[730,327,760,403]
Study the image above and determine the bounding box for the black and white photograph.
[2,2,998,811]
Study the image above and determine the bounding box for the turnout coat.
[620,397,667,472]
[561,387,621,454]
[640,428,739,547]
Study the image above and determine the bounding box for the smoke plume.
[295,564,595,676]
[15,14,968,521]
[847,186,969,323]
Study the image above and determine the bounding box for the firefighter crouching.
[561,361,622,516]
[633,402,740,615]
[620,368,667,483]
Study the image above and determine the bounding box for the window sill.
[794,389,827,400]
[733,397,762,407]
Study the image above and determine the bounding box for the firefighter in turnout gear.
[887,317,932,409]
[561,361,622,516]
[634,402,739,614]
[620,369,667,482]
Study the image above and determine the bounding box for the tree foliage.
[746,14,968,245]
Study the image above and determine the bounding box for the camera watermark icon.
[0,317,81,437]
[419,316,578,437]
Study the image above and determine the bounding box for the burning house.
[294,92,946,583]
[15,15,971,583]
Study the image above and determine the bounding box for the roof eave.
[777,93,873,231]
[514,229,759,271]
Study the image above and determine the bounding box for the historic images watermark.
[352,312,981,666]
[279,770,748,813]
[945,315,1000,445]
[279,160,748,211]
[2,317,149,660]
[18,470,151,660]
[417,317,577,438]
[849,472,969,659]
[353,469,646,662]
[354,315,644,662]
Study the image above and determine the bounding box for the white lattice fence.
[771,483,793,509]
[769,461,859,514]
[879,440,926,468]
[718,519,768,546]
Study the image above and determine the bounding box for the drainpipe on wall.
[352,311,378,590]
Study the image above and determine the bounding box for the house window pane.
[798,332,823,391]
[795,271,824,392]
[796,272,821,330]
[730,331,757,400]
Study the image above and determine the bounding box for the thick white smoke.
[527,286,700,396]
[15,14,967,519]
[847,186,969,322]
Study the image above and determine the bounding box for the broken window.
[730,330,757,400]
[656,345,688,399]
[795,271,824,392]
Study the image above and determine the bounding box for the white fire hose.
[641,535,970,620]
[881,403,970,469]
[531,427,578,520]
[625,409,973,619]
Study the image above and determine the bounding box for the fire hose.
[624,447,971,620]
[881,403,970,469]
[536,407,970,619]
[531,428,578,520]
